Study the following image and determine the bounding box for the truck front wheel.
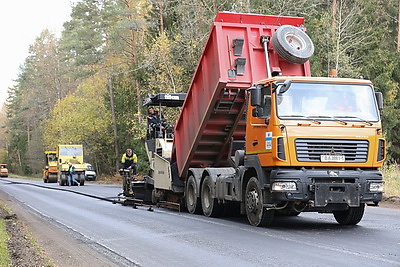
[201,176,223,217]
[245,177,274,227]
[185,175,202,214]
[333,204,365,225]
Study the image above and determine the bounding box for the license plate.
[320,154,345,162]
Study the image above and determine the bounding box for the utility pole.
[126,0,142,123]
[108,75,119,172]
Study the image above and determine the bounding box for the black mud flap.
[314,183,360,207]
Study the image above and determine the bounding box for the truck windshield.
[47,154,57,161]
[59,147,83,156]
[86,164,93,171]
[276,82,379,122]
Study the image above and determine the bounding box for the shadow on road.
[220,213,361,231]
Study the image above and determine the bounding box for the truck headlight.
[272,182,297,191]
[369,182,384,192]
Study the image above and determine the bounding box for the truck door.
[246,84,274,158]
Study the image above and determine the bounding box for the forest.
[1,0,400,176]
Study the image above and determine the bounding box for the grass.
[0,203,12,215]
[0,218,11,266]
[382,163,400,196]
[9,174,42,181]
[26,230,54,267]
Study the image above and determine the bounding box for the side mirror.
[375,92,383,111]
[249,85,262,106]
[252,107,270,124]
[278,80,292,94]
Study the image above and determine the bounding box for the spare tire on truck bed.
[272,25,314,64]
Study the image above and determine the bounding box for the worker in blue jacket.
[67,162,80,186]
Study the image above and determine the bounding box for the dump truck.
[57,144,85,186]
[132,12,385,227]
[43,150,58,183]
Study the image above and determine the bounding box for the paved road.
[1,178,399,267]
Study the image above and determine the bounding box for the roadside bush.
[0,219,11,266]
[382,163,400,196]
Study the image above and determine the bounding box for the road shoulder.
[0,190,121,267]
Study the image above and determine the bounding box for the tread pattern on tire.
[333,203,365,225]
[186,176,202,214]
[201,176,223,217]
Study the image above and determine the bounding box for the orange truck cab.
[0,164,8,177]
[245,76,384,223]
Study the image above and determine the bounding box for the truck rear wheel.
[272,25,314,64]
[185,175,202,214]
[59,174,66,186]
[245,177,274,227]
[201,176,223,217]
[77,173,85,186]
[333,204,365,225]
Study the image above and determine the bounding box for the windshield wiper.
[310,116,348,125]
[279,115,321,124]
[334,116,373,126]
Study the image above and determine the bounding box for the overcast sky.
[0,1,78,106]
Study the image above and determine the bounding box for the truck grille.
[295,139,369,163]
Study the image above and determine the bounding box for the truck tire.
[59,174,66,186]
[272,25,314,64]
[201,176,223,217]
[185,175,202,214]
[333,203,365,225]
[245,177,274,227]
[78,173,85,186]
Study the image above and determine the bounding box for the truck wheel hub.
[246,190,259,213]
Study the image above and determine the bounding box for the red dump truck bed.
[172,12,311,178]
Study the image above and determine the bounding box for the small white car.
[84,163,97,181]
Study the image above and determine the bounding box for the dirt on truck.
[126,12,384,227]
